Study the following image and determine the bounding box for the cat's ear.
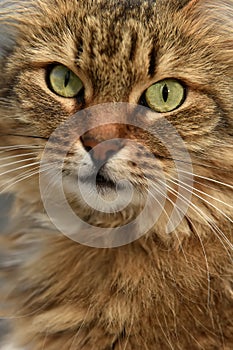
[182,0,233,70]
[181,0,233,19]
[182,0,233,32]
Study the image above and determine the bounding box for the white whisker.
[0,164,44,190]
[178,173,221,193]
[0,156,38,169]
[1,152,37,161]
[180,170,233,190]
[0,145,43,152]
[168,177,233,223]
[0,161,41,177]
[160,180,233,253]
[41,169,63,203]
[147,179,189,262]
[148,178,214,306]
[0,165,54,195]
[156,180,214,305]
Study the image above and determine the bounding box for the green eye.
[49,65,83,98]
[145,79,185,113]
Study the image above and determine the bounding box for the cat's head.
[0,0,232,246]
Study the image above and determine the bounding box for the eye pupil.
[49,65,84,98]
[64,70,70,87]
[144,79,185,113]
[162,84,169,102]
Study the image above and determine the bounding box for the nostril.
[84,145,92,153]
[80,134,97,153]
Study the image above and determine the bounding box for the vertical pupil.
[162,84,169,102]
[64,70,71,87]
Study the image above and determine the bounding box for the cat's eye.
[145,79,185,113]
[48,65,83,98]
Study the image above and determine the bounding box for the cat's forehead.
[12,0,161,100]
[12,0,189,64]
[6,0,230,103]
[37,0,158,32]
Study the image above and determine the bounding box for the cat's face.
[0,0,232,245]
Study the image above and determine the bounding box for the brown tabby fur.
[0,0,232,349]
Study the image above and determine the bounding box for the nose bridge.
[88,56,133,105]
[84,123,125,142]
[90,79,131,105]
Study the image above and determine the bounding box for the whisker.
[0,165,54,195]
[154,180,215,305]
[147,179,189,262]
[180,170,233,190]
[156,155,232,172]
[0,145,43,153]
[168,177,233,224]
[147,178,214,307]
[0,161,42,177]
[0,157,35,168]
[160,180,233,253]
[0,165,40,188]
[178,173,221,193]
[1,152,38,161]
[0,145,43,149]
[0,156,38,169]
[0,133,49,140]
[41,169,64,204]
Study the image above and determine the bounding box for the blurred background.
[0,194,13,342]
[0,194,13,231]
[0,0,20,343]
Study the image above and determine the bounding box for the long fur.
[0,1,232,349]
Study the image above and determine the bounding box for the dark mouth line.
[78,172,117,189]
[96,174,116,188]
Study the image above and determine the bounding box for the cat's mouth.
[78,168,118,192]
[95,173,117,190]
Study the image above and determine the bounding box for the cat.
[0,0,232,349]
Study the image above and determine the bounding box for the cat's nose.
[81,134,123,164]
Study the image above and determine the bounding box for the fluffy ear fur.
[182,0,233,75]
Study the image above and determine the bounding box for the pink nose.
[81,135,123,163]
